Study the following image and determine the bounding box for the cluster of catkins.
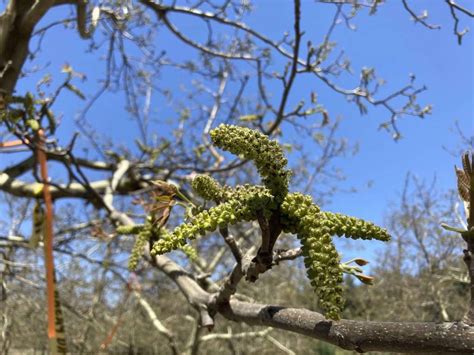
[153,184,275,254]
[280,192,389,318]
[128,124,390,319]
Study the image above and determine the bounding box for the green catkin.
[127,226,196,270]
[321,212,390,241]
[151,185,275,255]
[128,229,152,271]
[210,124,291,201]
[180,244,198,262]
[117,223,163,270]
[280,193,391,319]
[281,193,344,319]
[300,226,343,320]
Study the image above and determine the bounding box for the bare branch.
[273,248,303,264]
[402,0,441,30]
[219,300,474,353]
[445,0,473,45]
[265,0,302,135]
[141,0,256,61]
[132,290,179,355]
[219,227,242,263]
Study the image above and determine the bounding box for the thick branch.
[219,301,474,353]
[0,0,64,94]
[0,171,144,199]
[22,0,55,31]
[0,4,33,94]
[2,154,114,180]
[148,254,210,308]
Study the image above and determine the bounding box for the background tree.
[0,0,473,353]
[345,174,469,323]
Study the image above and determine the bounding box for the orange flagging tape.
[36,129,67,354]
[0,138,30,148]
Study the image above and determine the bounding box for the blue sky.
[4,1,473,265]
[251,1,472,260]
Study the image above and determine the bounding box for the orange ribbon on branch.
[36,129,67,354]
[0,139,25,148]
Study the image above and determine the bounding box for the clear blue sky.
[7,1,473,264]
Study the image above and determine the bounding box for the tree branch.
[132,289,179,355]
[401,0,441,30]
[141,0,256,61]
[22,0,56,32]
[0,171,144,199]
[219,301,474,353]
